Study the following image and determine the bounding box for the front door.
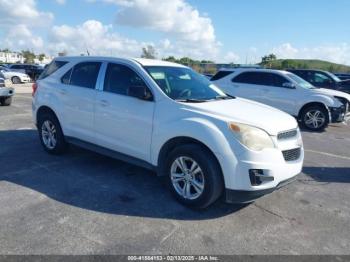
[94,62,155,162]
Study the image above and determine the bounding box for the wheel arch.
[36,105,61,125]
[298,102,328,120]
[156,136,223,178]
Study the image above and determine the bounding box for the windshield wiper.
[214,95,235,100]
[175,98,208,103]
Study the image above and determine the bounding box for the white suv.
[212,69,350,131]
[32,57,303,208]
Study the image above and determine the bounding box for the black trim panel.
[65,136,157,171]
[225,173,300,203]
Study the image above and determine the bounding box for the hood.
[313,88,350,102]
[184,98,298,136]
[340,79,350,85]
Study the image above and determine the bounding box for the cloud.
[0,0,53,27]
[89,0,220,59]
[48,20,147,56]
[271,42,350,65]
[0,0,52,52]
[55,0,66,4]
[222,51,240,63]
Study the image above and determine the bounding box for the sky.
[0,0,350,64]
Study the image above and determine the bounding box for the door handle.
[99,100,109,107]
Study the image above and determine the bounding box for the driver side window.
[103,63,148,96]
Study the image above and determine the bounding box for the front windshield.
[286,73,316,89]
[145,66,229,102]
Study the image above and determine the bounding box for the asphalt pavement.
[0,89,349,255]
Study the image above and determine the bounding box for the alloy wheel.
[170,156,205,200]
[41,120,57,150]
[304,109,326,129]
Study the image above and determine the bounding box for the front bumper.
[216,128,303,203]
[0,87,15,97]
[329,105,346,123]
[225,173,299,203]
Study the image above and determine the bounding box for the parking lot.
[0,84,350,255]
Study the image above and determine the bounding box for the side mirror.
[282,82,296,89]
[128,85,153,101]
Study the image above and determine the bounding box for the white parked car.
[32,57,303,208]
[0,72,14,106]
[0,67,31,84]
[211,69,350,131]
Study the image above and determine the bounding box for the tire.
[37,112,68,154]
[300,105,329,131]
[11,76,21,84]
[0,96,12,106]
[165,144,224,209]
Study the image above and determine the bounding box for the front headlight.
[228,122,275,151]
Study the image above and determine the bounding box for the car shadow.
[303,166,350,183]
[0,129,245,220]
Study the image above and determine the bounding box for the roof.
[217,67,291,75]
[54,56,187,68]
[133,58,187,68]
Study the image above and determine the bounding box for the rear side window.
[103,63,148,96]
[61,68,72,85]
[211,71,234,81]
[38,61,68,80]
[232,72,260,84]
[64,62,101,89]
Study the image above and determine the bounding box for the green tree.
[21,50,36,63]
[38,53,46,62]
[162,56,177,63]
[141,45,157,59]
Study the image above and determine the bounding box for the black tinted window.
[61,68,72,85]
[69,62,101,89]
[211,71,233,81]
[11,65,22,69]
[233,72,269,85]
[232,72,256,84]
[39,61,68,80]
[269,73,290,87]
[104,63,147,96]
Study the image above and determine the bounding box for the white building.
[0,51,24,63]
[34,55,54,65]
[0,51,53,65]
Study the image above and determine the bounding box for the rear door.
[94,62,155,162]
[229,72,264,101]
[58,61,102,143]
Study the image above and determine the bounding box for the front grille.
[277,129,297,140]
[282,148,301,162]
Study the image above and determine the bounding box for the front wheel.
[37,112,68,154]
[165,144,224,209]
[301,105,329,131]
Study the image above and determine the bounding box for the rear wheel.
[37,112,67,154]
[11,76,21,84]
[301,105,329,131]
[165,144,224,209]
[0,96,12,106]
